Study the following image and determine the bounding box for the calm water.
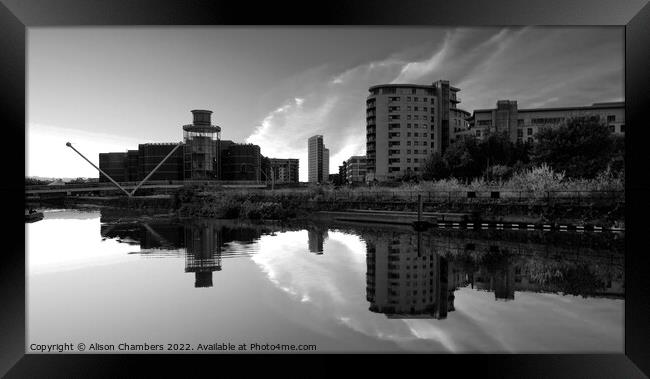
[27,208,624,353]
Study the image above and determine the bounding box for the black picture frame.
[2,0,649,377]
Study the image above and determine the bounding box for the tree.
[421,152,449,180]
[531,116,616,178]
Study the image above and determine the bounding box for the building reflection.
[100,216,269,288]
[365,232,462,319]
[184,220,222,288]
[363,229,624,319]
[307,227,328,254]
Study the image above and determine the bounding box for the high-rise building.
[323,148,329,182]
[308,135,328,183]
[365,80,467,182]
[468,101,625,144]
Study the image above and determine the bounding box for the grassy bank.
[172,166,623,226]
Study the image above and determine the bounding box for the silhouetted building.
[98,152,127,182]
[138,143,184,181]
[220,143,261,181]
[98,109,262,183]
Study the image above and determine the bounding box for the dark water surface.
[27,208,624,353]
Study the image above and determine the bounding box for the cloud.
[246,27,623,182]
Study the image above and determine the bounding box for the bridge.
[25,180,267,198]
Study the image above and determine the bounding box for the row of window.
[387,123,430,129]
[386,95,434,102]
[387,149,429,156]
[387,157,429,164]
[388,132,429,138]
[387,140,430,146]
[389,167,421,172]
[387,105,431,112]
[389,114,433,121]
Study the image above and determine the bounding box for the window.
[407,106,412,111]
[423,107,427,112]
[414,132,419,137]
[609,125,615,132]
[414,158,419,163]
[527,128,533,136]
[414,115,419,120]
[406,96,411,102]
[414,141,419,146]
[414,149,419,154]
[407,115,411,120]
[476,130,481,137]
[407,123,411,128]
[407,132,411,137]
[389,115,400,120]
[422,141,427,146]
[621,124,625,132]
[607,115,615,122]
[389,96,400,101]
[527,137,534,143]
[414,97,419,102]
[414,124,419,128]
[423,149,427,154]
[518,119,524,126]
[407,150,411,154]
[414,106,419,111]
[382,87,396,94]
[411,88,417,94]
[407,141,411,146]
[422,124,427,129]
[517,129,523,138]
[423,133,428,137]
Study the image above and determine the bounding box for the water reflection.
[28,209,624,352]
[100,216,275,288]
[361,226,623,320]
[307,227,328,254]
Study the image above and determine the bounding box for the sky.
[27,27,624,181]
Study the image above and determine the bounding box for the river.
[26,208,624,353]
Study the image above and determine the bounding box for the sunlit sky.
[27,27,623,181]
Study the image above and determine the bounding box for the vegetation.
[420,116,623,182]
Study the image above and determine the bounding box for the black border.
[2,0,649,377]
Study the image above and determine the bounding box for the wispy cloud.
[246,27,622,182]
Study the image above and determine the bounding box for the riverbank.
[49,183,624,228]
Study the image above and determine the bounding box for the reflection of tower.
[365,232,461,319]
[307,228,328,254]
[184,221,222,288]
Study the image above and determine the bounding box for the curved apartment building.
[366,80,467,182]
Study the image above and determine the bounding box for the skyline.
[27,27,624,181]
